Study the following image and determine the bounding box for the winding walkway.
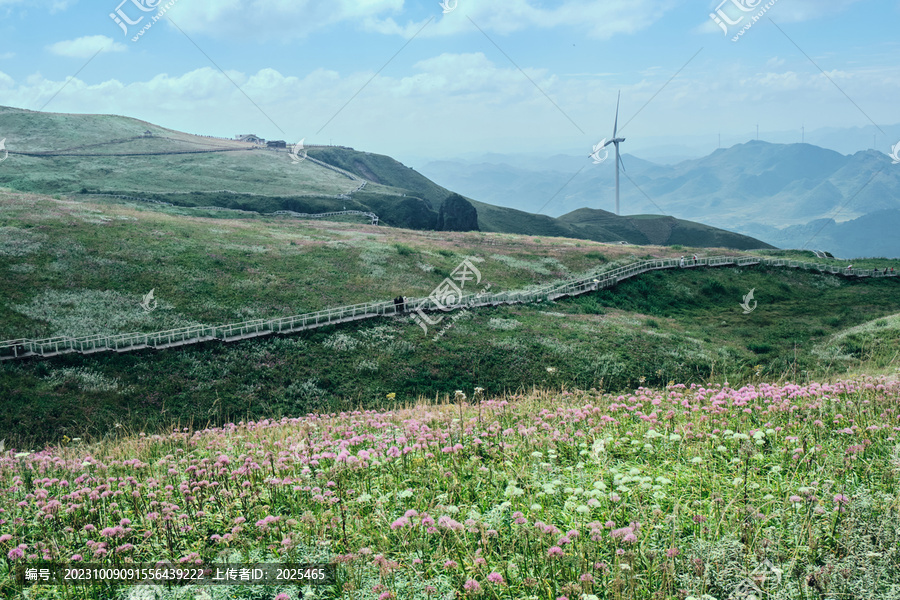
[1,256,896,361]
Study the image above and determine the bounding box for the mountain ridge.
[0,105,771,250]
[419,140,900,257]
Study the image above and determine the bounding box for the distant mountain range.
[0,105,770,250]
[420,141,900,258]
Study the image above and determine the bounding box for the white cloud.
[162,0,672,40]
[698,0,865,35]
[1,57,897,159]
[364,0,677,39]
[165,0,404,39]
[0,52,16,60]
[47,36,126,58]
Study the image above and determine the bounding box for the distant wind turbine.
[597,91,626,216]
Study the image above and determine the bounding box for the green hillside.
[1,189,898,448]
[0,105,773,248]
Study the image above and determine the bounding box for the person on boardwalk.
[692,254,698,265]
[846,264,853,271]
[680,256,685,268]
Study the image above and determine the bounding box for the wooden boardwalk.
[1,256,895,362]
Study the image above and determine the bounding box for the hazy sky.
[1,0,898,164]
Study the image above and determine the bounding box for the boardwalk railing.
[1,256,895,361]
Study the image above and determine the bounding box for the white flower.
[14,452,30,459]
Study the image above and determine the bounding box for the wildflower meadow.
[1,377,899,600]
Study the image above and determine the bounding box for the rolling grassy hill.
[0,106,772,248]
[0,189,898,449]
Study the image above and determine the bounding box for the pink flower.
[463,579,481,593]
[789,495,803,503]
[71,554,83,561]
[548,546,564,558]
[666,548,680,558]
[378,593,394,600]
[444,560,458,569]
[833,494,850,505]
[0,534,11,543]
[7,548,23,560]
[487,572,504,584]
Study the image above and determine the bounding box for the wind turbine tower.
[601,91,626,216]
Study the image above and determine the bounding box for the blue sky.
[1,0,898,165]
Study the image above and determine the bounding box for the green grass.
[2,378,899,599]
[2,189,900,448]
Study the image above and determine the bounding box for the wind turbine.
[598,91,626,215]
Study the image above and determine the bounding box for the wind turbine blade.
[613,90,620,138]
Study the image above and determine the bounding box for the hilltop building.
[266,140,287,149]
[235,134,265,144]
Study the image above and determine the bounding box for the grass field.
[1,377,898,599]
[2,189,900,449]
